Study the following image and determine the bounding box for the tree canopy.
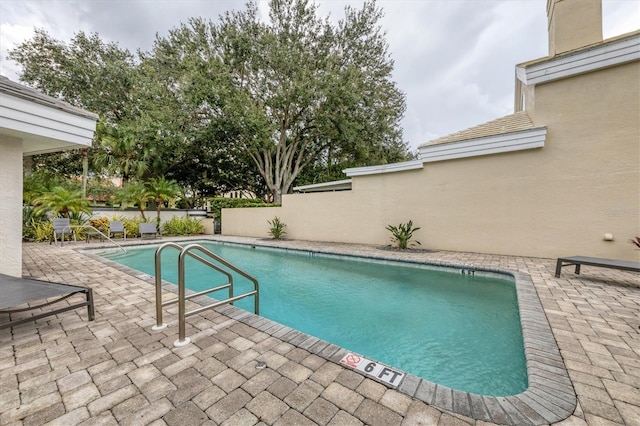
[9,0,411,203]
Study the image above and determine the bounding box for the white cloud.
[0,23,35,80]
[603,0,640,38]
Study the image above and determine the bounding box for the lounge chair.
[109,221,126,240]
[555,256,640,277]
[0,273,94,329]
[50,218,76,245]
[139,222,160,239]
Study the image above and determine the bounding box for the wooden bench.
[555,256,640,278]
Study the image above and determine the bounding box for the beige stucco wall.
[224,61,639,261]
[0,137,24,276]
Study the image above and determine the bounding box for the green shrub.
[386,220,421,250]
[23,220,53,242]
[89,217,110,233]
[68,213,91,240]
[23,218,87,243]
[268,216,287,240]
[162,216,205,236]
[23,205,47,223]
[208,198,274,218]
[22,206,49,242]
[22,208,91,242]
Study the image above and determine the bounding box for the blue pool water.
[98,242,527,396]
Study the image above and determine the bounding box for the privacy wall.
[223,60,639,262]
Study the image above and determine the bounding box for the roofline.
[419,111,533,149]
[516,30,640,86]
[343,160,423,177]
[293,179,352,192]
[419,127,547,163]
[0,76,99,121]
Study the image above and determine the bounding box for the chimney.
[547,0,603,56]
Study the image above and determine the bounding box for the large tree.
[9,29,136,124]
[154,0,409,203]
[9,29,138,185]
[10,1,410,202]
[216,0,410,202]
[133,43,261,196]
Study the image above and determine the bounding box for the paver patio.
[1,236,638,425]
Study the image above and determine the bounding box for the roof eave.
[419,127,547,163]
[516,30,640,86]
[293,179,353,193]
[343,160,424,178]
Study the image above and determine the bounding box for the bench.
[555,256,640,278]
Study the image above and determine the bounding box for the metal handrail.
[152,242,259,347]
[152,242,234,330]
[61,225,127,253]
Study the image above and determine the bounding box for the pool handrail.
[153,242,234,330]
[152,242,259,347]
[60,225,127,253]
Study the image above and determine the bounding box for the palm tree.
[115,181,151,220]
[146,177,179,226]
[93,123,151,186]
[33,187,91,218]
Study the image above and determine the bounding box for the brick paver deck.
[1,236,638,425]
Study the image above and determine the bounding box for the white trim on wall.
[293,179,352,192]
[517,33,640,86]
[343,160,423,177]
[419,127,547,163]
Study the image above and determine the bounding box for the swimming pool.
[97,241,527,396]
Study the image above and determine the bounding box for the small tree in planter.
[268,217,287,240]
[386,220,421,250]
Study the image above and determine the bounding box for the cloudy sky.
[1,0,638,151]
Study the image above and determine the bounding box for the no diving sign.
[339,352,405,387]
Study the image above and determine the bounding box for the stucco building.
[222,0,640,262]
[0,76,98,276]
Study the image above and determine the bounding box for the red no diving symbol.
[342,353,361,368]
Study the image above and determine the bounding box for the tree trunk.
[81,148,89,199]
[24,155,34,178]
[273,190,282,204]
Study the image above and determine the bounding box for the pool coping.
[79,237,576,425]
